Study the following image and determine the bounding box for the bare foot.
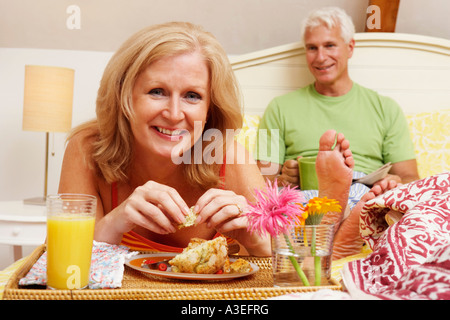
[332,180,398,260]
[316,130,354,223]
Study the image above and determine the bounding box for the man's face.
[304,24,354,90]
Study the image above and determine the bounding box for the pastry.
[228,258,252,273]
[169,236,228,274]
[177,206,198,229]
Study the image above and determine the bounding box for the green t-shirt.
[255,83,416,174]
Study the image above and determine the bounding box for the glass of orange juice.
[46,194,96,290]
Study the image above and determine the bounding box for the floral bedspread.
[342,172,450,300]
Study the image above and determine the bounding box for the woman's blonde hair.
[71,22,242,189]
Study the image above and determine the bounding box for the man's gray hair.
[300,7,355,44]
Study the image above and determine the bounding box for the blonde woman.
[58,22,270,256]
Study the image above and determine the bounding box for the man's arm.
[375,159,420,187]
[389,159,420,183]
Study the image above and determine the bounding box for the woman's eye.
[185,92,201,102]
[149,88,164,96]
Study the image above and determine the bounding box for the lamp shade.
[23,65,74,132]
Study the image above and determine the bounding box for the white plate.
[125,253,259,280]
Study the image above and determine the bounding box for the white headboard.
[230,32,450,116]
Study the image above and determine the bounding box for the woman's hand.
[96,181,189,243]
[195,189,271,256]
[193,188,270,256]
[194,188,247,236]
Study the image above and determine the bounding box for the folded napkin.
[19,241,137,289]
[343,172,450,300]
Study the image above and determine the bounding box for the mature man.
[255,7,419,207]
[254,7,420,259]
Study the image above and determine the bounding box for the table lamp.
[22,65,74,205]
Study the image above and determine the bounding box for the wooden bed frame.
[230,32,450,116]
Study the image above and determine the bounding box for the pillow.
[406,109,450,178]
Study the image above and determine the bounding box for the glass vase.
[271,223,335,287]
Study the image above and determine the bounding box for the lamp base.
[23,197,46,206]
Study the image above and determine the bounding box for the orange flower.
[294,203,309,227]
[301,197,341,225]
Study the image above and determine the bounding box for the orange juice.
[46,215,95,290]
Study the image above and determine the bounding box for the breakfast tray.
[3,244,342,300]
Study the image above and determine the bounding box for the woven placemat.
[4,244,341,300]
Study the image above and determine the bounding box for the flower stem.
[311,226,321,286]
[283,233,310,286]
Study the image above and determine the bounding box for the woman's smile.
[152,126,189,141]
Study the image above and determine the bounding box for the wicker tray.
[3,244,342,300]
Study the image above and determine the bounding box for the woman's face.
[131,51,210,161]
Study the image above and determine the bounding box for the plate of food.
[125,237,259,280]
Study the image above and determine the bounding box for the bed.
[231,32,450,300]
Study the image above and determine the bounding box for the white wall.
[2,0,449,55]
[0,0,369,54]
[397,0,450,40]
[0,48,113,202]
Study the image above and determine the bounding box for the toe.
[319,130,337,151]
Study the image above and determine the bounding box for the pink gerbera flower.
[245,179,306,237]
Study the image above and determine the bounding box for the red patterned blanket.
[342,173,450,300]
